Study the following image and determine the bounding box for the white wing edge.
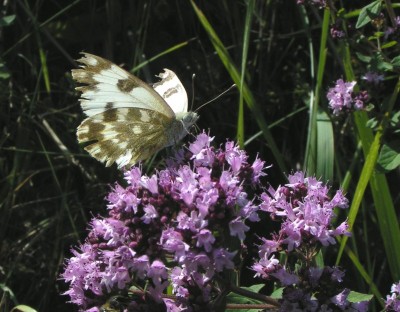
[153,69,188,115]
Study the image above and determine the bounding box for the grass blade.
[190,0,288,176]
[237,0,254,148]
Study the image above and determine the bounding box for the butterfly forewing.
[72,53,175,118]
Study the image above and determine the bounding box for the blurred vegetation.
[1,0,399,311]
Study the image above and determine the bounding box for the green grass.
[1,1,399,311]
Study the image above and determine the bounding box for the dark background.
[0,1,388,311]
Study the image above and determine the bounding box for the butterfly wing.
[77,107,175,167]
[153,69,188,115]
[73,53,180,167]
[72,53,175,118]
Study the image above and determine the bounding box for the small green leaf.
[390,111,400,125]
[368,31,384,40]
[366,117,378,129]
[356,0,382,29]
[355,52,372,63]
[377,141,400,171]
[270,287,283,299]
[11,305,38,312]
[245,284,265,293]
[0,14,16,27]
[382,41,397,49]
[347,290,374,303]
[372,52,393,71]
[0,62,10,79]
[391,55,400,67]
[378,61,393,71]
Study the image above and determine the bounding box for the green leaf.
[371,52,393,71]
[366,117,378,129]
[237,0,254,148]
[303,8,330,175]
[0,62,10,79]
[0,14,16,27]
[226,292,263,304]
[11,305,38,312]
[381,41,397,49]
[245,284,265,293]
[377,61,393,71]
[226,289,264,312]
[391,55,400,67]
[355,52,371,63]
[367,31,384,40]
[377,141,400,171]
[270,287,283,299]
[347,291,374,303]
[391,111,400,125]
[356,0,382,29]
[316,109,334,181]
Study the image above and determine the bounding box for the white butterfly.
[73,53,199,168]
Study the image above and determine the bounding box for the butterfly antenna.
[195,84,236,112]
[190,73,196,111]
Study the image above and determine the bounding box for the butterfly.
[72,53,199,168]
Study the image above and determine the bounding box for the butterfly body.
[73,53,198,168]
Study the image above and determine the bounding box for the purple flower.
[212,248,236,272]
[326,79,369,115]
[330,288,350,309]
[257,238,280,259]
[330,25,345,38]
[392,282,400,293]
[141,174,159,194]
[229,217,250,240]
[163,298,185,312]
[62,131,361,312]
[259,171,350,252]
[362,71,384,85]
[271,268,300,286]
[62,131,269,311]
[327,79,356,115]
[251,156,268,183]
[385,281,400,311]
[195,229,215,252]
[141,204,159,224]
[251,172,357,310]
[252,255,280,279]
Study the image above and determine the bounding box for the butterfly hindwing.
[153,69,188,115]
[77,107,174,167]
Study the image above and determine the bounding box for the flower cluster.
[385,281,400,311]
[330,22,345,39]
[326,79,369,115]
[62,132,267,311]
[62,132,368,311]
[383,15,400,38]
[259,171,350,251]
[362,71,384,85]
[251,172,368,310]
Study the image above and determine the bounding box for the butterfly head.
[178,111,199,126]
[166,112,199,146]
